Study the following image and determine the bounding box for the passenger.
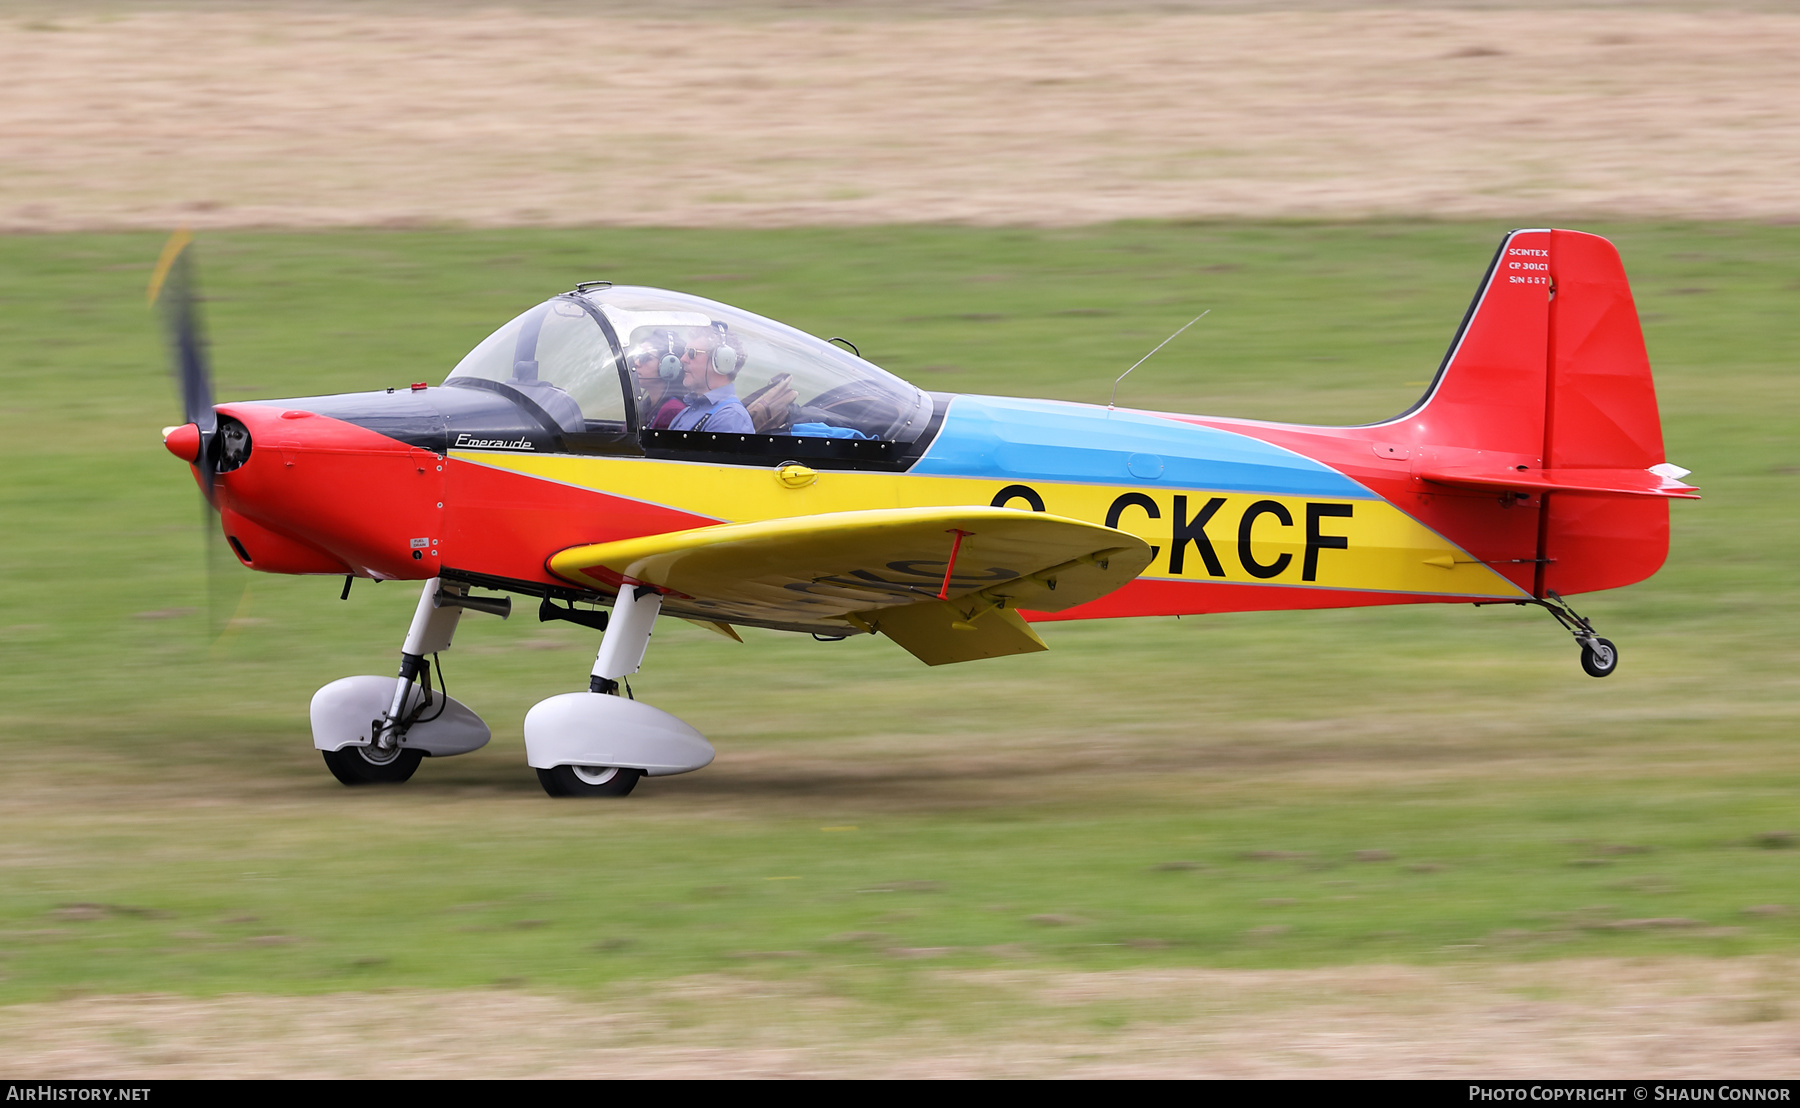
[628,332,687,430]
[668,324,754,434]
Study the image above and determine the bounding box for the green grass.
[0,220,1796,1003]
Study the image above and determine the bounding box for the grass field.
[1,221,1797,1048]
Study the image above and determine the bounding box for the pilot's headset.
[708,321,742,378]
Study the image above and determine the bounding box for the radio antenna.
[1109,310,1208,410]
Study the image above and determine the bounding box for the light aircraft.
[154,228,1697,797]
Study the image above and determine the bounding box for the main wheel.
[1580,637,1619,678]
[537,764,642,798]
[322,745,423,785]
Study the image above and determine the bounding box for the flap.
[1419,466,1700,500]
[547,506,1153,629]
[857,601,1048,667]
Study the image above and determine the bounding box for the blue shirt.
[670,384,754,434]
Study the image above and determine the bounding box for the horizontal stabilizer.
[547,506,1153,634]
[1419,465,1700,500]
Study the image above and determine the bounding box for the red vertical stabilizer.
[1188,229,1690,599]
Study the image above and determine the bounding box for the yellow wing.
[547,506,1153,664]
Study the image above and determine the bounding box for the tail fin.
[1402,229,1692,597]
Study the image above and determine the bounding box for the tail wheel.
[1580,637,1619,678]
[322,745,423,785]
[537,764,642,798]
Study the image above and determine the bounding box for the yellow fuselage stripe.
[455,452,1526,599]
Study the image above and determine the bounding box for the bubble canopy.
[443,286,933,444]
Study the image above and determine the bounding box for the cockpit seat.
[509,377,586,434]
[742,372,799,434]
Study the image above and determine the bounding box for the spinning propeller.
[150,231,216,499]
[149,231,252,639]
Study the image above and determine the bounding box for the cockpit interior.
[442,285,935,458]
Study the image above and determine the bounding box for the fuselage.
[170,254,1683,636]
[189,383,1542,635]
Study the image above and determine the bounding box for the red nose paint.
[163,422,201,462]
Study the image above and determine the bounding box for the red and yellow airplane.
[156,228,1696,797]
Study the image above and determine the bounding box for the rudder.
[1545,229,1665,472]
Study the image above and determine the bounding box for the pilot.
[628,332,688,430]
[668,323,754,434]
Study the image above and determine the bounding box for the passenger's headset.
[656,331,683,381]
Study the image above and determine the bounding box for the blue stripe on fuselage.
[909,395,1373,499]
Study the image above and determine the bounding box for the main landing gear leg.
[319,577,464,785]
[588,585,661,697]
[1534,591,1619,678]
[524,586,714,798]
[312,578,496,785]
[537,587,662,797]
[376,577,467,750]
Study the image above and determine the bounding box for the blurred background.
[0,0,1796,1077]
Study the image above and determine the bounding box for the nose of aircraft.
[193,400,447,581]
[162,422,202,462]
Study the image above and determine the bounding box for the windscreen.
[443,298,626,433]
